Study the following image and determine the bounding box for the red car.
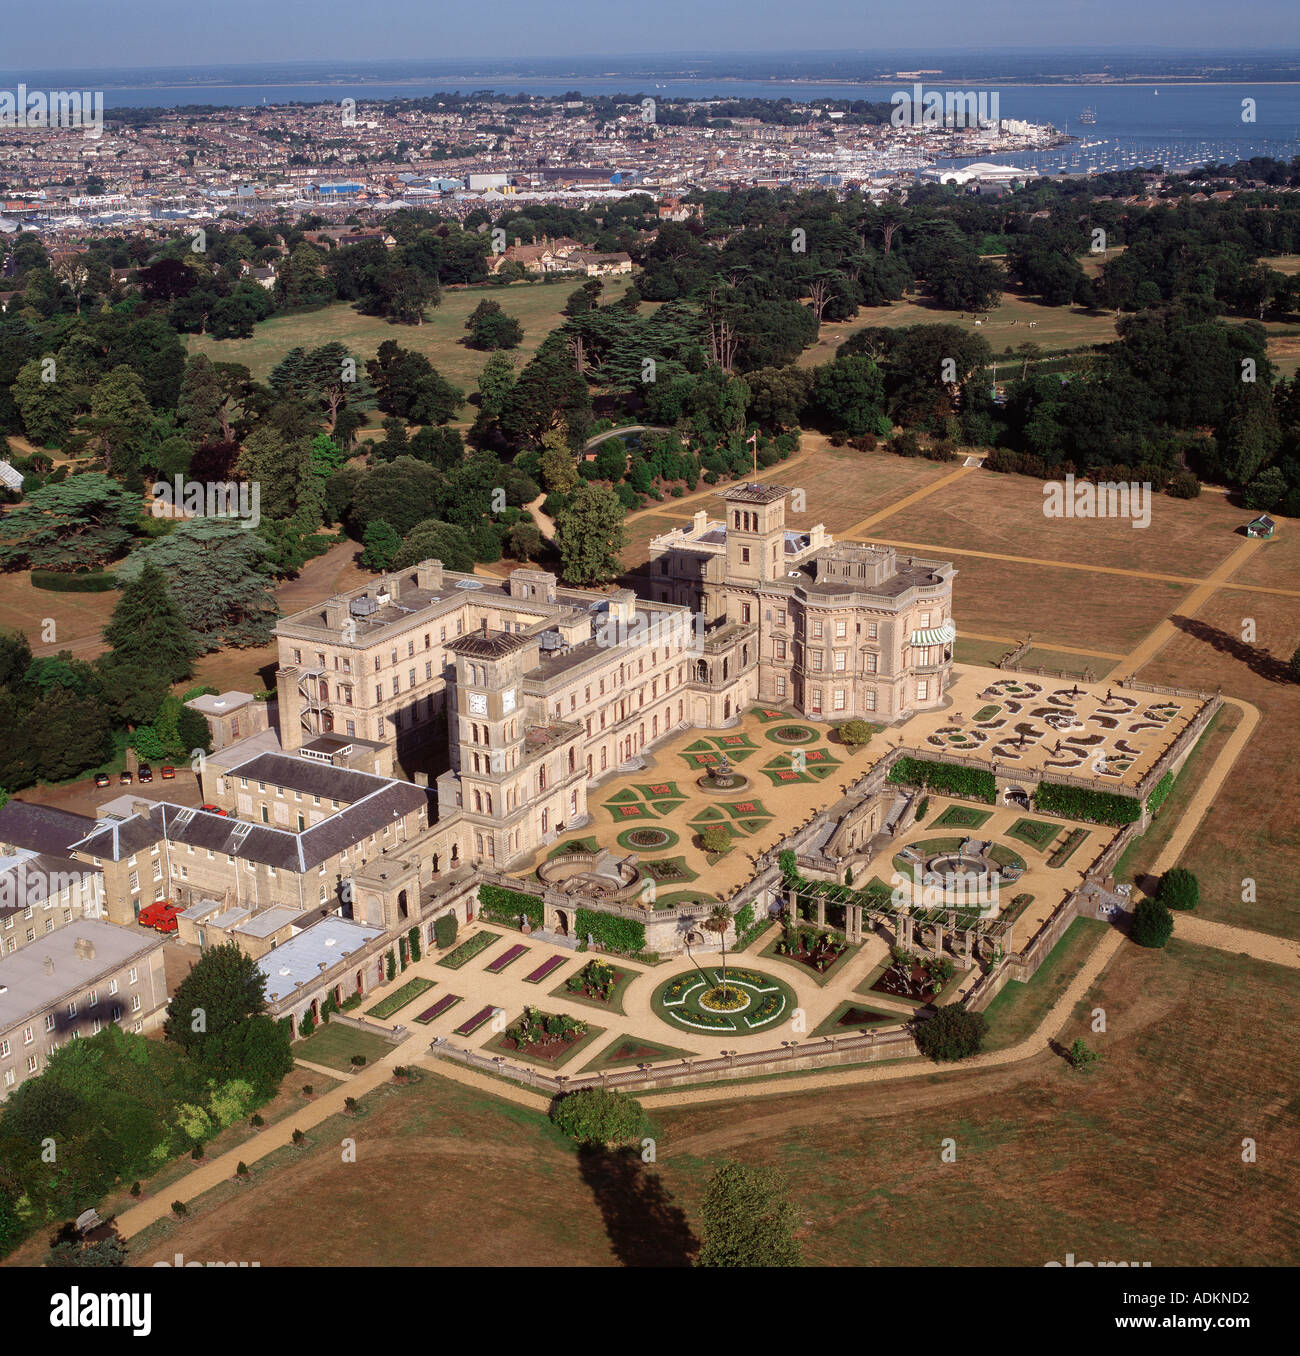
[137,765,153,783]
[137,901,180,934]
[160,765,176,780]
[199,803,228,817]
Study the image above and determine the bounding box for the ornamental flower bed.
[437,930,500,969]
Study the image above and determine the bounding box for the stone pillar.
[816,896,826,929]
[961,930,973,971]
[933,924,945,957]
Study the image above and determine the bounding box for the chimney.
[692,509,708,534]
[132,800,151,818]
[416,560,444,591]
[481,619,489,635]
[74,937,96,961]
[326,597,347,629]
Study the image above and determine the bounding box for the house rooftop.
[0,920,164,1032]
[256,917,386,1003]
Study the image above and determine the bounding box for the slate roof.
[0,802,99,856]
[223,751,392,805]
[69,780,428,872]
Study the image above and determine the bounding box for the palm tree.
[705,904,734,998]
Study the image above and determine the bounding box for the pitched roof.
[0,801,99,856]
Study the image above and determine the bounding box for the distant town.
[0,92,1072,239]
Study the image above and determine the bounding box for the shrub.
[129,1182,141,1198]
[385,948,396,981]
[915,795,930,822]
[301,1084,313,1097]
[698,825,733,854]
[344,1097,358,1113]
[349,1054,366,1067]
[1068,1038,1101,1071]
[887,756,996,804]
[836,719,875,748]
[1130,896,1174,949]
[291,1128,305,1146]
[574,908,646,956]
[408,925,421,963]
[1156,868,1198,912]
[1167,471,1201,499]
[1146,771,1175,818]
[478,884,544,928]
[1032,781,1141,825]
[171,1201,188,1218]
[433,913,458,949]
[549,1088,646,1145]
[914,1005,988,1062]
[236,1161,249,1178]
[190,1144,204,1161]
[30,570,117,593]
[249,1113,264,1127]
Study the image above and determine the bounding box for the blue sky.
[3,0,1296,70]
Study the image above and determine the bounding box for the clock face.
[467,692,487,715]
[502,689,516,714]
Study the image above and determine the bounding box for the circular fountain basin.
[927,854,991,878]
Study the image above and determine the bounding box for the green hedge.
[478,883,543,928]
[574,908,645,956]
[1033,781,1141,825]
[886,756,996,804]
[30,570,117,592]
[1146,770,1175,818]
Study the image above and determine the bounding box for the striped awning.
[911,628,949,646]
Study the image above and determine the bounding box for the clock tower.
[444,624,533,865]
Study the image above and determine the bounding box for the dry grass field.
[124,939,1300,1269]
[186,275,633,392]
[798,288,1120,372]
[867,466,1250,578]
[937,552,1188,654]
[1137,585,1300,940]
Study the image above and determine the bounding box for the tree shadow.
[1169,616,1292,684]
[576,1143,697,1267]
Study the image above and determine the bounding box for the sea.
[5,57,1300,175]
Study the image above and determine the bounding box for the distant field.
[1140,584,1300,941]
[800,287,1119,370]
[186,274,633,393]
[869,464,1250,579]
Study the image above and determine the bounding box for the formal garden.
[486,1006,604,1068]
[652,965,797,1035]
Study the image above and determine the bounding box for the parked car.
[199,803,228,817]
[138,765,153,783]
[118,770,133,785]
[93,772,111,788]
[160,765,176,780]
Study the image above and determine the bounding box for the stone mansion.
[0,483,956,1040]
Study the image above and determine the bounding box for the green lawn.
[980,916,1108,1052]
[1007,818,1060,852]
[365,976,435,1019]
[933,804,993,830]
[186,275,634,395]
[294,1022,395,1071]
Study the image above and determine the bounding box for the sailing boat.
[1079,106,1097,125]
